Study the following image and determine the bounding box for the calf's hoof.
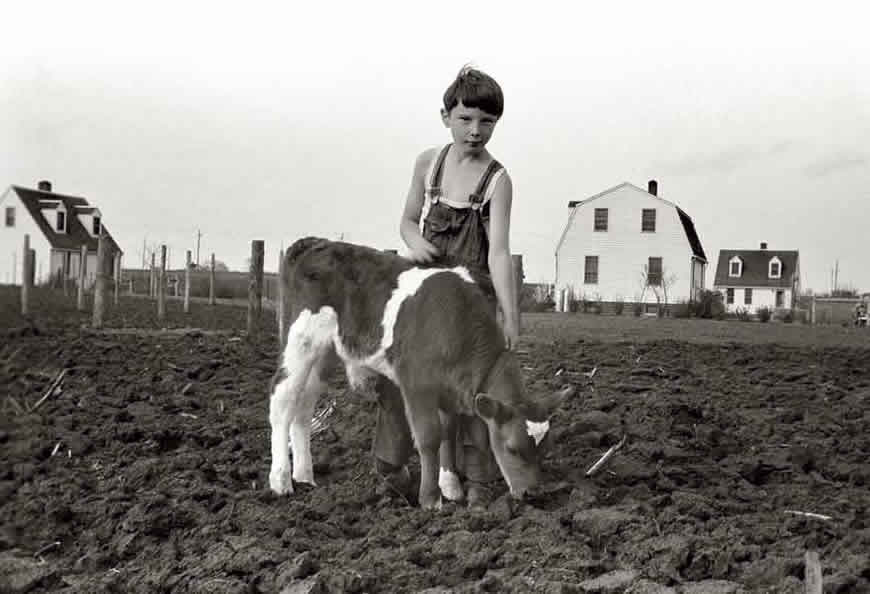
[438,468,465,502]
[419,493,443,510]
[467,481,494,510]
[270,467,294,495]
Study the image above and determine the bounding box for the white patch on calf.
[438,468,464,501]
[526,419,550,446]
[379,266,474,352]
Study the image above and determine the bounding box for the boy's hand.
[407,238,441,263]
[503,317,520,350]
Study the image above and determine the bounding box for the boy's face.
[441,100,499,154]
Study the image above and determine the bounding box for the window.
[594,208,608,231]
[744,288,752,305]
[584,256,599,284]
[4,207,13,227]
[769,258,781,278]
[775,290,784,308]
[647,257,662,286]
[729,256,742,277]
[641,209,656,232]
[92,216,101,236]
[56,211,66,232]
[726,288,735,304]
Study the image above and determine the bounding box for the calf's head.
[473,385,573,498]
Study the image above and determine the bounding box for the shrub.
[691,290,725,319]
[672,301,691,318]
[613,299,625,315]
[734,307,751,322]
[783,310,794,323]
[756,306,772,323]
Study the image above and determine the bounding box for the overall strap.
[469,159,504,210]
[427,144,452,199]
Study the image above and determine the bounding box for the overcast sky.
[2,1,868,292]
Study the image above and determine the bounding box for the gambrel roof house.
[712,244,800,313]
[554,180,707,311]
[1,180,122,286]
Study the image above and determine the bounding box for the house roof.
[557,182,707,262]
[713,249,799,288]
[9,185,123,255]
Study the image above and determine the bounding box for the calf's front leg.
[405,396,442,509]
[438,411,464,501]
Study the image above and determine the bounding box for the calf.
[268,237,570,508]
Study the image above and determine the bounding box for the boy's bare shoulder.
[414,147,440,169]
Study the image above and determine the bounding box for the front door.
[775,290,784,308]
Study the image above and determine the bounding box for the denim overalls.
[421,143,505,290]
[372,144,507,486]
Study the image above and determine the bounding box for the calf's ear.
[533,386,575,420]
[474,393,513,423]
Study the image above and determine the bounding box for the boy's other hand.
[503,317,520,350]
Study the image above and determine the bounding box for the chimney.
[37,180,52,192]
[760,242,767,250]
[648,180,658,196]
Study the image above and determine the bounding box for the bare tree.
[638,263,678,316]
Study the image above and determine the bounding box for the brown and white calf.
[268,237,571,508]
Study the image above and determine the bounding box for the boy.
[373,66,520,507]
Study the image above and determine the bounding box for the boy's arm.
[399,149,441,263]
[487,173,521,349]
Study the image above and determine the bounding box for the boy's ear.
[440,107,450,126]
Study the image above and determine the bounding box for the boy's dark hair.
[443,66,504,118]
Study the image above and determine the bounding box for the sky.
[2,1,868,292]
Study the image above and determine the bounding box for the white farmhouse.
[554,180,707,312]
[712,243,800,313]
[0,181,122,286]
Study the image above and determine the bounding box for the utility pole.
[834,260,839,294]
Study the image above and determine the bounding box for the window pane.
[4,207,13,227]
[594,208,608,231]
[727,288,734,304]
[648,257,662,285]
[642,209,656,232]
[584,256,598,284]
[744,288,752,305]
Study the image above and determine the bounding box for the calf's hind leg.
[269,308,337,495]
[289,348,336,486]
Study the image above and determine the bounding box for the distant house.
[712,243,800,313]
[0,181,123,286]
[554,180,707,311]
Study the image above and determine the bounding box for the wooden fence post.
[92,232,108,328]
[247,240,264,335]
[157,245,166,321]
[810,295,816,325]
[21,235,31,315]
[209,253,216,305]
[150,252,156,298]
[113,252,121,306]
[277,248,285,345]
[184,250,191,313]
[61,251,69,296]
[512,254,524,327]
[77,245,88,312]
